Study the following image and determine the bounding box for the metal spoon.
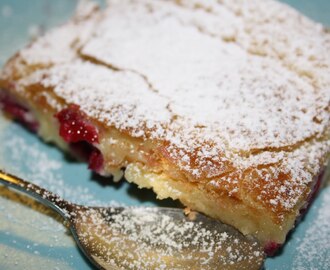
[0,170,264,270]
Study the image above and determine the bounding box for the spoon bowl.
[0,170,265,269]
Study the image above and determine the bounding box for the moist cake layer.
[0,0,329,254]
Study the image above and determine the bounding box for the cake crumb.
[184,207,198,221]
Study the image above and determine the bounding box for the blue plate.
[0,1,329,269]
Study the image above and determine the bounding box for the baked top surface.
[0,0,329,221]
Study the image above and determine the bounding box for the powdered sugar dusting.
[27,60,172,135]
[19,20,95,70]
[1,0,329,224]
[74,207,264,269]
[84,0,329,151]
[292,189,330,270]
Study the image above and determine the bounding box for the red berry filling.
[70,142,104,173]
[264,242,281,256]
[55,104,99,144]
[88,148,104,172]
[55,105,103,172]
[0,93,38,132]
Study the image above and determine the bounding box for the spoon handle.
[0,169,73,219]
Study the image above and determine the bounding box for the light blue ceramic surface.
[0,1,329,269]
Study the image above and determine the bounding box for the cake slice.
[0,0,329,255]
